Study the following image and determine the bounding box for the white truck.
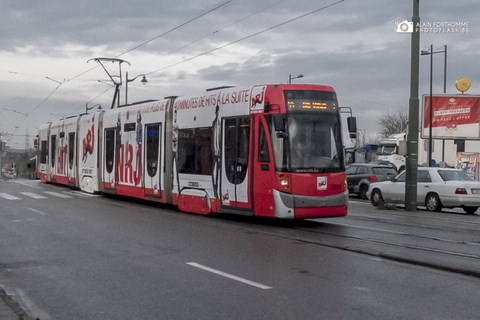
[376,133,407,172]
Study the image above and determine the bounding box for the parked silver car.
[367,167,480,214]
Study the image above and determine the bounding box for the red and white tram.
[37,83,356,219]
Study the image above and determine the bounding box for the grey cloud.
[1,0,480,147]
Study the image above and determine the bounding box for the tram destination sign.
[285,90,337,113]
[286,99,337,112]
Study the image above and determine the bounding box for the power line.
[146,0,345,76]
[6,83,62,144]
[66,0,234,83]
[137,0,285,71]
[116,0,233,58]
[7,1,233,142]
[3,1,236,145]
[0,112,13,123]
[65,65,100,83]
[73,86,114,113]
[2,134,30,138]
[14,0,344,134]
[0,69,46,78]
[26,83,63,118]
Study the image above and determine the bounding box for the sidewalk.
[0,303,18,320]
[0,287,32,320]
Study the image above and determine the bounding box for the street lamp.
[421,45,447,94]
[288,73,304,84]
[421,44,447,166]
[125,72,148,105]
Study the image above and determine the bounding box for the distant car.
[367,167,480,214]
[346,163,398,199]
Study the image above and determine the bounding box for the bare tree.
[378,112,408,137]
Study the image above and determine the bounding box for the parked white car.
[367,167,480,214]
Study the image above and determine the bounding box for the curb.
[0,287,37,320]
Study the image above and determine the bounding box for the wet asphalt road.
[0,179,479,320]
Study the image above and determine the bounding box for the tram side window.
[146,124,161,177]
[105,129,115,174]
[40,140,47,164]
[237,119,250,183]
[178,127,213,175]
[68,132,75,170]
[258,122,270,162]
[51,135,56,168]
[224,117,250,185]
[270,118,286,171]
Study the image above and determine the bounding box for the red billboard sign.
[422,95,480,139]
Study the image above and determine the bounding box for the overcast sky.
[1,0,478,148]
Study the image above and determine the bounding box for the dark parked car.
[346,163,398,199]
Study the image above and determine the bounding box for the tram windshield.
[270,90,344,173]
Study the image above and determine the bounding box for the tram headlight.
[278,174,290,192]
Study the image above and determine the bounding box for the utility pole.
[441,44,447,162]
[427,43,433,167]
[25,128,30,152]
[405,0,420,211]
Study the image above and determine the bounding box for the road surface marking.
[186,262,272,290]
[43,191,73,199]
[12,219,35,223]
[21,192,48,199]
[27,208,47,216]
[0,193,21,200]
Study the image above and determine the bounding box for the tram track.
[349,209,480,229]
[342,213,480,236]
[340,216,480,239]
[298,221,480,258]
[241,215,480,278]
[349,198,480,222]
[291,224,479,277]
[319,220,480,246]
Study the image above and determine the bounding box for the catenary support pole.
[405,0,420,211]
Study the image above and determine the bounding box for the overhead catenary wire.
[65,0,234,84]
[8,0,345,149]
[0,69,51,78]
[72,86,115,114]
[4,0,234,149]
[145,0,345,76]
[25,83,63,119]
[0,112,13,124]
[114,0,234,58]
[137,0,285,71]
[9,83,63,140]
